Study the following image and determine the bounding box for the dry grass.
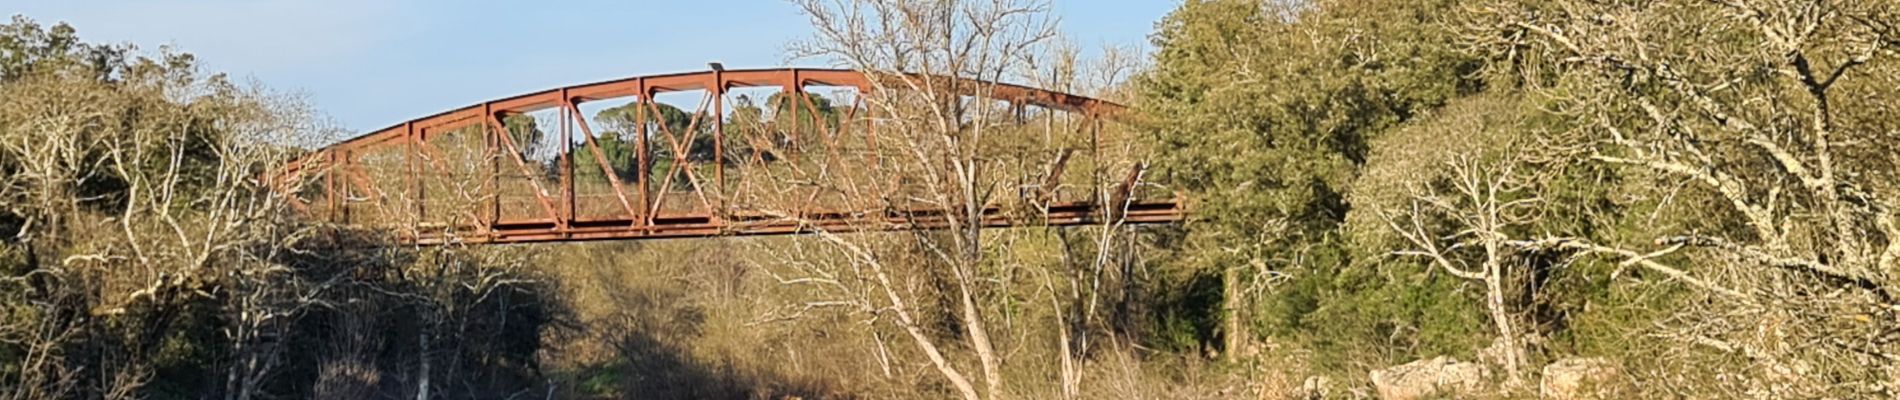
[524,236,1259,399]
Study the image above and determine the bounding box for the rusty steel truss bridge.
[272,67,1183,245]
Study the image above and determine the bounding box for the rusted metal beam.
[559,88,575,234]
[406,122,422,233]
[269,67,1174,247]
[563,100,641,223]
[641,91,716,218]
[409,200,1183,245]
[305,68,1121,155]
[712,68,726,209]
[486,112,566,229]
[634,79,651,226]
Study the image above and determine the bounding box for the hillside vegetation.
[3,0,1899,398]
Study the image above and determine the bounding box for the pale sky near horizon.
[8,1,1177,133]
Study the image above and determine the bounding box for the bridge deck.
[408,200,1182,245]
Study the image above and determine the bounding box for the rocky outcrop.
[1295,375,1331,399]
[1369,356,1490,400]
[1476,338,1515,370]
[1540,357,1619,400]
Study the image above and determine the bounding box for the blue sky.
[9,1,1176,133]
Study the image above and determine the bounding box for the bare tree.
[1385,154,1537,388]
[0,43,349,398]
[1446,0,1900,395]
[755,1,1068,398]
[1000,32,1158,397]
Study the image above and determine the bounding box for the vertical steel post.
[560,88,574,231]
[486,102,501,229]
[712,71,725,208]
[339,149,352,224]
[1090,116,1102,206]
[324,149,337,223]
[788,70,801,158]
[406,122,420,235]
[864,84,878,169]
[635,79,650,226]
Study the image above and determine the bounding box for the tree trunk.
[959,271,1004,399]
[224,342,242,400]
[960,159,1004,399]
[1483,239,1524,389]
[884,266,982,400]
[416,330,431,400]
[1222,262,1243,361]
[1056,299,1079,400]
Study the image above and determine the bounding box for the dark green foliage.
[1138,0,1493,370]
[1134,1,1883,394]
[0,15,126,82]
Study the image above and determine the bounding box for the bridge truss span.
[272,67,1182,245]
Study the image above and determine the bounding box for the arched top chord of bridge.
[274,67,1183,245]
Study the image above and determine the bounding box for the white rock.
[1296,375,1331,399]
[1369,356,1490,400]
[1540,357,1619,400]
